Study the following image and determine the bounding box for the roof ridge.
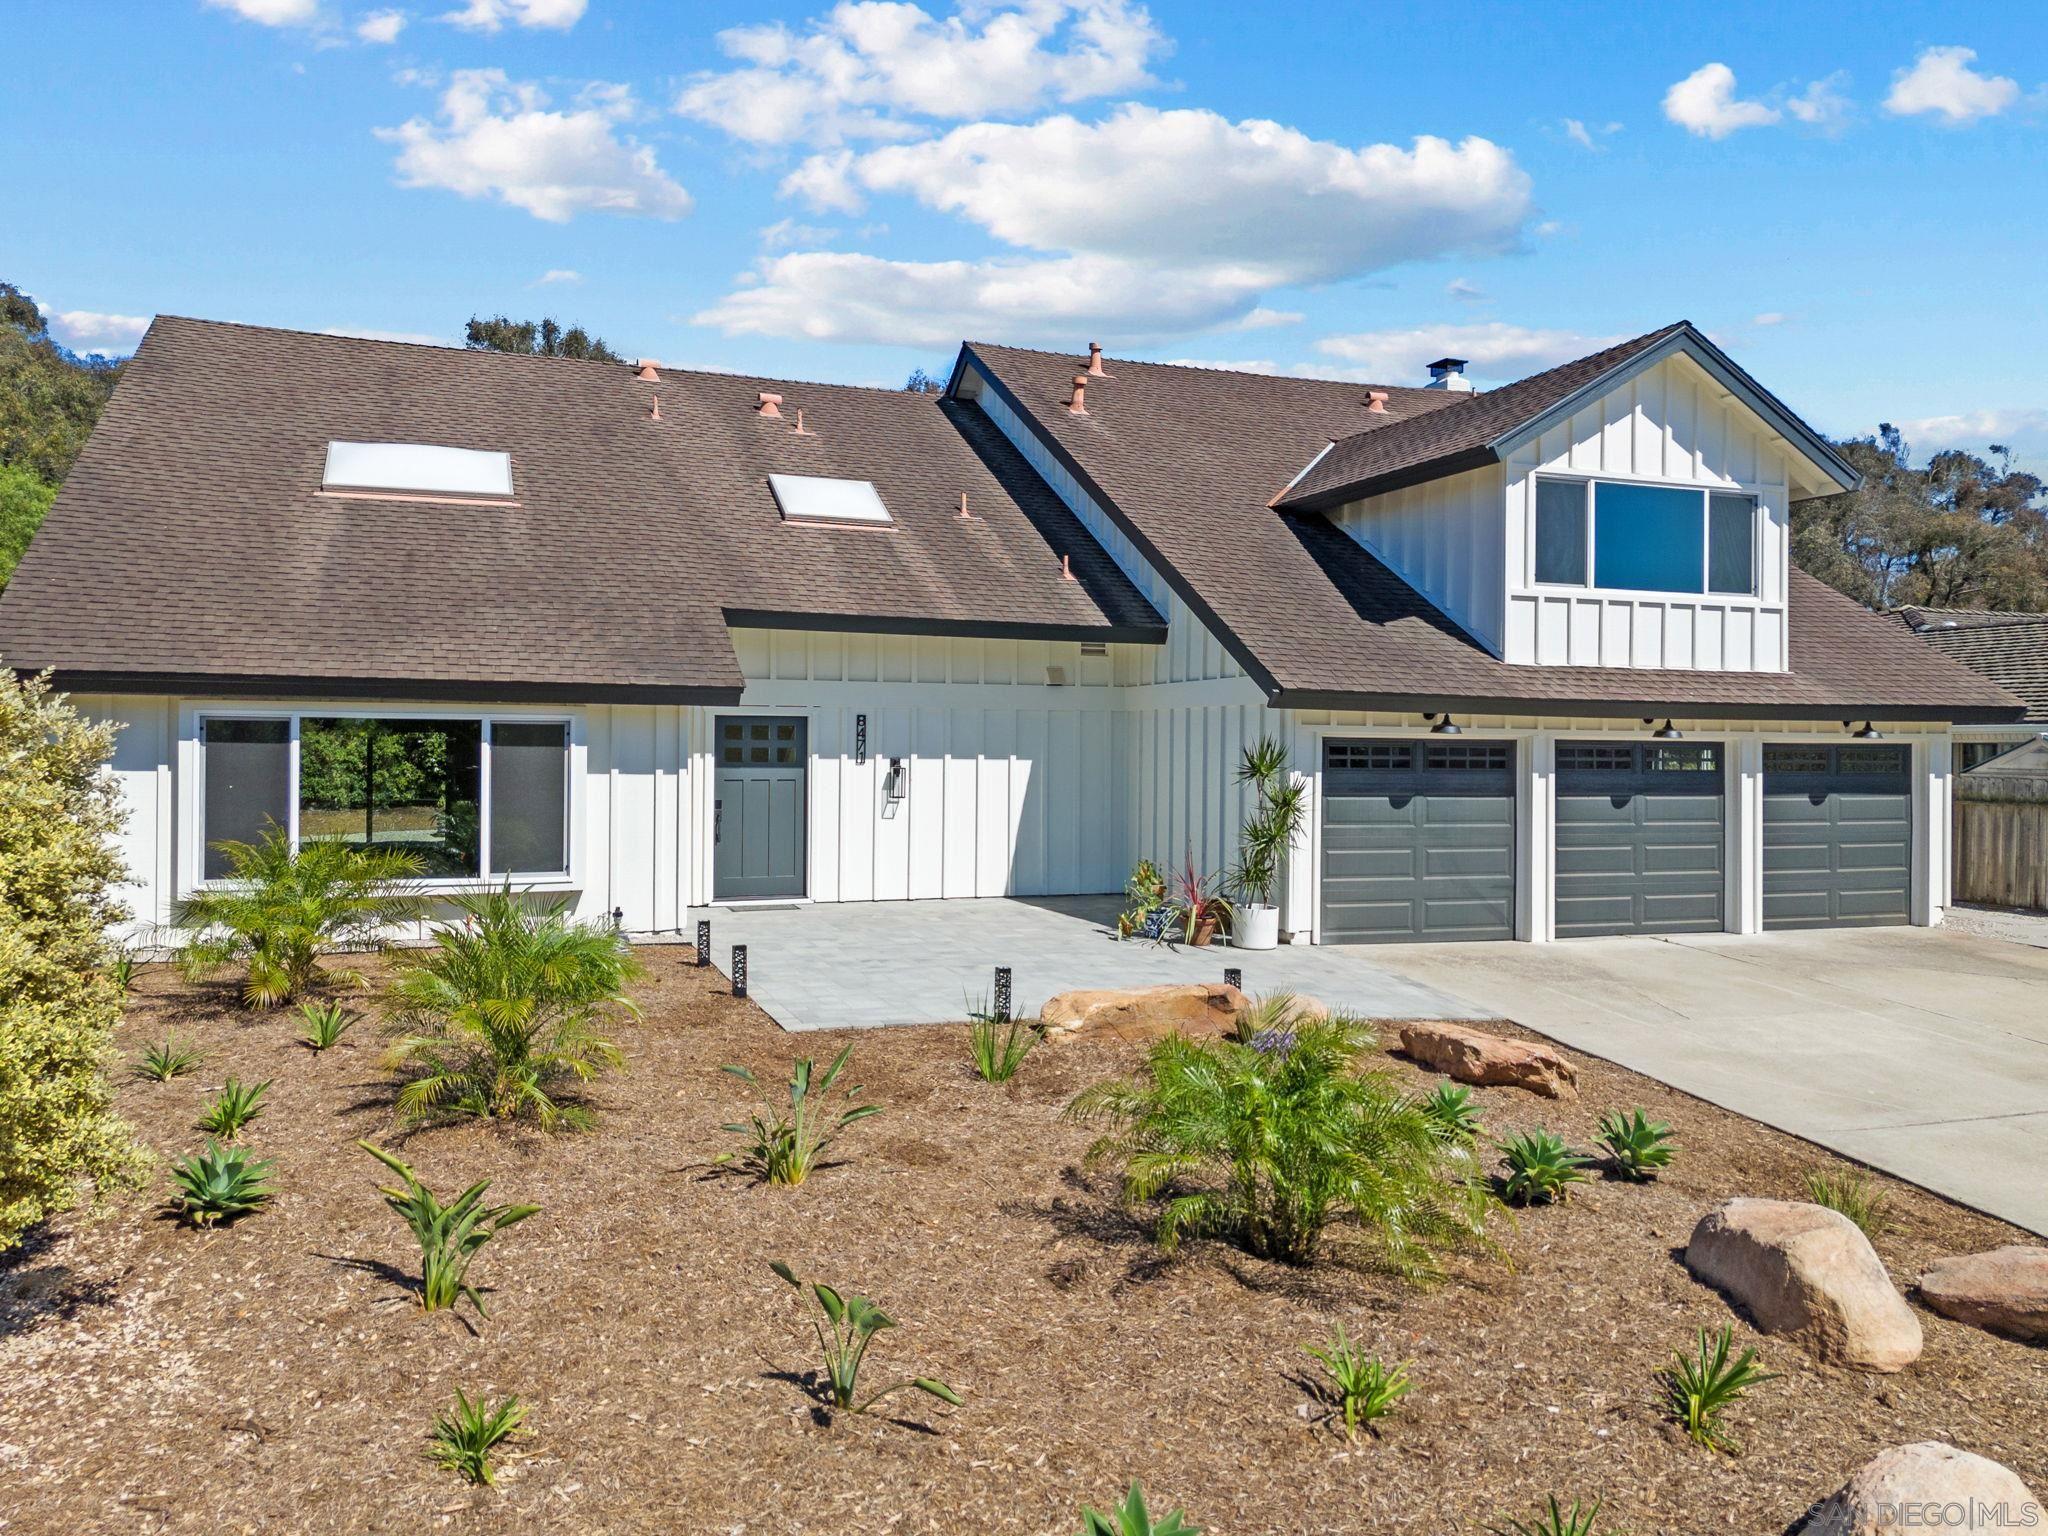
[966,338,1447,393]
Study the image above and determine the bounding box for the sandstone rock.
[1038,983,1251,1046]
[1685,1198,1922,1372]
[1798,1441,2039,1535]
[1917,1246,2048,1342]
[1395,1021,1577,1099]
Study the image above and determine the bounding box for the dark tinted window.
[201,718,290,879]
[1534,478,1588,584]
[1707,493,1756,595]
[490,722,569,875]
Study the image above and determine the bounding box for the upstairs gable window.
[1533,476,1757,596]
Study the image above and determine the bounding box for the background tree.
[903,367,947,394]
[0,282,124,592]
[464,315,621,362]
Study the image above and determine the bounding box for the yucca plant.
[1068,1017,1495,1277]
[967,994,1036,1084]
[1302,1323,1411,1438]
[1500,1129,1593,1206]
[1660,1325,1776,1452]
[133,1037,205,1081]
[169,1140,276,1227]
[768,1260,961,1416]
[1597,1109,1675,1181]
[196,1077,270,1141]
[427,1389,524,1485]
[1078,1482,1202,1536]
[298,999,357,1052]
[360,1142,538,1317]
[1804,1166,1888,1236]
[718,1045,879,1185]
[1417,1083,1484,1149]
[172,828,424,1008]
[384,888,641,1133]
[110,951,137,992]
[1491,1496,1616,1536]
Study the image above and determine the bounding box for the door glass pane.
[202,718,290,879]
[489,722,569,875]
[1707,493,1756,594]
[1534,479,1587,584]
[1593,482,1704,592]
[298,717,482,877]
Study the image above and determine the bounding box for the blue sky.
[9,0,2044,468]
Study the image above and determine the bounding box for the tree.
[903,367,946,393]
[0,282,124,592]
[464,314,621,362]
[0,665,146,1252]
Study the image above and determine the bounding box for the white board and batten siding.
[1327,463,1508,654]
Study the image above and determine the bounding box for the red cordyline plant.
[1170,850,1233,945]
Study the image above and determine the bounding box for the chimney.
[1086,341,1111,377]
[1424,357,1473,392]
[756,391,783,418]
[1365,390,1390,414]
[635,360,660,381]
[1067,374,1089,415]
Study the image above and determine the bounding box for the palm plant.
[1078,1483,1202,1536]
[196,1077,270,1141]
[360,1142,538,1317]
[1804,1166,1888,1236]
[1660,1325,1776,1452]
[298,999,357,1052]
[768,1260,961,1416]
[967,993,1036,1083]
[1490,1496,1617,1536]
[1227,736,1307,910]
[1068,1017,1494,1277]
[383,888,641,1133]
[1596,1109,1675,1181]
[1302,1324,1411,1437]
[427,1389,524,1485]
[133,1037,205,1081]
[717,1045,879,1185]
[172,828,424,1008]
[1500,1130,1594,1206]
[169,1140,276,1226]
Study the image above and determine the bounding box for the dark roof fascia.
[954,345,1283,696]
[723,608,1167,646]
[1265,685,2025,725]
[24,669,745,707]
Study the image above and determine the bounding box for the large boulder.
[1395,1021,1578,1099]
[1917,1246,2048,1342]
[1685,1198,1922,1372]
[1038,983,1251,1046]
[1798,1442,2039,1535]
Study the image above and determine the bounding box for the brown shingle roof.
[1898,609,2048,723]
[0,318,1161,700]
[964,340,2024,721]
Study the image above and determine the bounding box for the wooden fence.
[1954,776,2048,912]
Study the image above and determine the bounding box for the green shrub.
[967,995,1036,1083]
[1660,1325,1775,1452]
[767,1260,961,1416]
[360,1141,537,1317]
[1302,1323,1411,1438]
[383,888,640,1133]
[133,1038,205,1082]
[0,664,147,1252]
[196,1077,269,1141]
[1500,1130,1593,1206]
[1068,1017,1494,1277]
[1079,1483,1202,1536]
[1596,1110,1675,1181]
[1804,1166,1888,1236]
[169,1140,275,1227]
[1417,1083,1484,1148]
[110,951,136,992]
[427,1389,524,1485]
[718,1045,879,1185]
[1491,1496,1618,1536]
[297,1000,356,1052]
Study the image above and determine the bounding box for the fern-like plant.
[427,1389,524,1484]
[1499,1130,1593,1206]
[1490,1496,1616,1536]
[1596,1109,1675,1181]
[1660,1325,1776,1452]
[1068,1017,1494,1276]
[768,1260,960,1416]
[1302,1323,1411,1438]
[1804,1167,1888,1236]
[298,999,357,1052]
[172,828,424,1008]
[717,1045,879,1184]
[169,1140,276,1226]
[1078,1483,1202,1536]
[383,888,641,1133]
[133,1037,205,1081]
[967,995,1036,1083]
[360,1142,538,1317]
[196,1077,270,1141]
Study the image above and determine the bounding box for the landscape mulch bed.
[1,949,2042,1535]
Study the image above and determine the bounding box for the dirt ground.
[1,948,2041,1535]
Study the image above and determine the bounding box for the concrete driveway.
[1363,925,2048,1237]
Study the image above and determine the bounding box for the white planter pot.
[1234,903,1280,951]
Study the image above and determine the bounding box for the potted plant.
[1169,851,1233,947]
[1228,737,1306,951]
[1117,858,1168,941]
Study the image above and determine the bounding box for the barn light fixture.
[1851,720,1883,740]
[1651,719,1682,740]
[1428,713,1462,735]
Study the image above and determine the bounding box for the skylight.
[768,474,893,525]
[323,441,514,498]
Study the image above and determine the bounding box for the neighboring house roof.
[0,318,1161,702]
[1897,607,2048,723]
[962,339,2022,721]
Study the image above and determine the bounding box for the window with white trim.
[1532,476,1758,596]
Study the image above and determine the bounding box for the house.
[0,316,2023,946]
[1895,607,2048,769]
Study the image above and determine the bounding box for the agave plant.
[133,1037,205,1081]
[427,1389,524,1485]
[1660,1325,1776,1452]
[768,1260,960,1416]
[172,828,424,1008]
[169,1140,276,1227]
[196,1077,270,1141]
[717,1045,879,1185]
[298,999,357,1052]
[383,888,641,1133]
[1302,1323,1411,1438]
[1499,1130,1593,1206]
[1078,1483,1202,1536]
[1596,1109,1675,1181]
[1490,1496,1617,1536]
[360,1142,538,1317]
[1417,1083,1484,1149]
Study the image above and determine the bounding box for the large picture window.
[1532,477,1759,597]
[299,718,483,877]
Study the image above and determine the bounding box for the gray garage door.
[1555,741,1725,937]
[1320,739,1516,943]
[1763,743,1912,929]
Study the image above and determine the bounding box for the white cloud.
[205,0,320,24]
[357,8,405,42]
[1893,408,2048,467]
[439,0,584,29]
[1446,277,1487,303]
[378,70,692,223]
[1884,45,2019,124]
[759,217,843,250]
[1312,322,1618,385]
[1786,72,1852,129]
[1156,357,1279,374]
[1560,117,1619,151]
[51,310,151,354]
[675,0,1165,146]
[1751,311,1789,327]
[321,325,447,344]
[1664,62,1782,139]
[533,268,582,284]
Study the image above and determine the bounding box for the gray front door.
[1763,743,1911,929]
[1555,741,1725,937]
[714,717,807,901]
[1319,738,1516,943]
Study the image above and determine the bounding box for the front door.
[714,717,807,901]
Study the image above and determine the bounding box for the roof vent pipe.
[1086,342,1111,378]
[635,360,660,381]
[1061,554,1077,582]
[1365,390,1390,414]
[792,407,812,436]
[649,396,661,421]
[757,391,783,418]
[1067,374,1089,415]
[958,492,973,520]
[1424,357,1473,392]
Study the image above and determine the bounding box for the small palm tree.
[383,887,642,1132]
[173,829,423,1007]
